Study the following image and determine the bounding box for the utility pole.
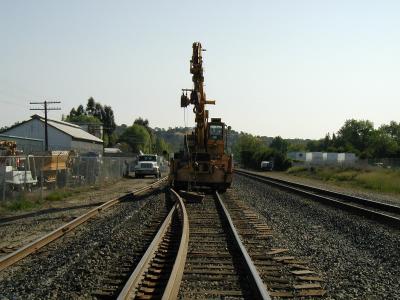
[30,101,61,151]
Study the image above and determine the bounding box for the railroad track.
[222,190,326,298]
[1,179,327,299]
[235,169,400,227]
[117,189,188,299]
[118,189,270,300]
[0,177,168,272]
[178,191,270,299]
[116,188,326,299]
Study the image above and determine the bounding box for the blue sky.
[1,0,399,139]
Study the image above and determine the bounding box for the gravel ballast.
[233,174,400,299]
[0,190,168,299]
[0,178,157,257]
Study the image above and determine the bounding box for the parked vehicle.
[33,151,74,187]
[0,141,38,192]
[260,161,273,171]
[134,154,161,178]
[0,155,38,192]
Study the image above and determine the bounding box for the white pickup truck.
[134,154,161,178]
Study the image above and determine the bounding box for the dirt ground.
[0,176,161,257]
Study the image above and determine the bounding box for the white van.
[260,161,273,171]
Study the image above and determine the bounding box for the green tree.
[69,108,77,118]
[270,136,288,153]
[86,97,96,115]
[102,105,116,144]
[380,121,400,143]
[336,119,375,156]
[118,124,152,153]
[287,143,306,152]
[306,140,323,152]
[154,136,171,156]
[134,117,149,128]
[134,117,155,150]
[66,98,117,147]
[370,129,399,158]
[233,134,263,164]
[76,105,85,116]
[233,134,268,168]
[65,114,101,124]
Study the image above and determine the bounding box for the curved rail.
[235,169,400,227]
[117,189,189,300]
[215,191,271,300]
[0,177,168,272]
[163,189,189,299]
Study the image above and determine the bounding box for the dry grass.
[286,166,400,195]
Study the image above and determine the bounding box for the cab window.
[139,155,156,161]
[209,125,223,140]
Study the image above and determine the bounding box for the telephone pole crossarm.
[29,100,62,151]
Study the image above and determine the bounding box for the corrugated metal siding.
[46,119,103,143]
[2,118,103,154]
[71,140,103,154]
[3,119,72,151]
[0,134,44,153]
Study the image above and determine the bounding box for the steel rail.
[162,189,189,300]
[117,189,189,300]
[235,169,400,227]
[0,177,167,272]
[215,191,271,300]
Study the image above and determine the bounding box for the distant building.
[287,152,306,161]
[323,152,339,164]
[306,152,324,164]
[287,151,357,165]
[1,115,103,154]
[338,153,357,165]
[70,123,103,139]
[104,148,122,154]
[0,134,44,154]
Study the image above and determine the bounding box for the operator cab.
[208,118,224,141]
[207,118,226,157]
[209,124,223,140]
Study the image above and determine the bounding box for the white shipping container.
[323,152,339,162]
[306,152,324,163]
[287,151,306,161]
[338,153,356,161]
[338,153,357,165]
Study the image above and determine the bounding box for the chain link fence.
[0,155,136,203]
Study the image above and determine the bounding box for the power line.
[30,101,61,151]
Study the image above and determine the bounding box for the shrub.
[5,196,40,211]
[45,191,73,201]
[272,152,292,171]
[287,166,308,174]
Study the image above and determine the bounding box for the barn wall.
[3,119,71,150]
[71,140,103,154]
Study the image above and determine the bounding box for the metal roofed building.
[0,134,44,153]
[1,115,103,154]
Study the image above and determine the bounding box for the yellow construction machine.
[169,42,233,192]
